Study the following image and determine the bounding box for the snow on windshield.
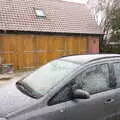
[22,60,78,95]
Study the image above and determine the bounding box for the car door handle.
[60,109,64,113]
[104,98,114,104]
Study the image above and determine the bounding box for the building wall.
[88,36,99,54]
[0,33,100,69]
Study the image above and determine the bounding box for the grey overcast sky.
[62,0,88,4]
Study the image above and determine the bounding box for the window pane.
[48,84,72,105]
[21,60,78,95]
[75,64,110,94]
[35,9,46,17]
[113,63,120,88]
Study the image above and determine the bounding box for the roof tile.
[0,0,103,34]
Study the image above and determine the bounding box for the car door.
[47,63,116,120]
[47,75,105,120]
[111,62,120,120]
[64,63,116,120]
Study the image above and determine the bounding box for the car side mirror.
[72,89,90,99]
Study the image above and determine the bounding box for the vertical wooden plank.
[0,35,18,69]
[15,35,22,69]
[47,35,55,62]
[78,37,88,54]
[47,35,65,61]
[64,36,78,55]
[8,35,17,69]
[52,36,65,59]
[2,36,9,64]
[23,35,35,69]
[35,35,48,66]
[56,36,65,57]
[0,36,5,64]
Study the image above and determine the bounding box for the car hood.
[0,82,37,117]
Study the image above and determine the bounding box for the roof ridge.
[60,0,85,5]
[35,0,85,6]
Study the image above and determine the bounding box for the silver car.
[0,54,120,120]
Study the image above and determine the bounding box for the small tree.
[97,0,120,53]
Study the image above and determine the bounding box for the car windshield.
[18,60,79,97]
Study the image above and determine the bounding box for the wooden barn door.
[22,35,35,69]
[64,36,88,56]
[0,35,35,69]
[35,35,48,66]
[0,34,88,69]
[0,35,17,69]
[78,37,88,54]
[34,35,65,66]
[47,36,65,61]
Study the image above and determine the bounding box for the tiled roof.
[0,0,103,34]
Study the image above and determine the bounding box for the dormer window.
[35,9,46,17]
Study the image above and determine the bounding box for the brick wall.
[88,36,100,54]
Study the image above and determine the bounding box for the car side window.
[48,82,74,106]
[75,64,111,94]
[48,64,111,105]
[113,62,120,88]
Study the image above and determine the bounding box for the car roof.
[60,54,120,64]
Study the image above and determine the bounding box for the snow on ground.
[0,71,34,86]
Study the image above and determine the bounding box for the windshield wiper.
[16,81,40,99]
